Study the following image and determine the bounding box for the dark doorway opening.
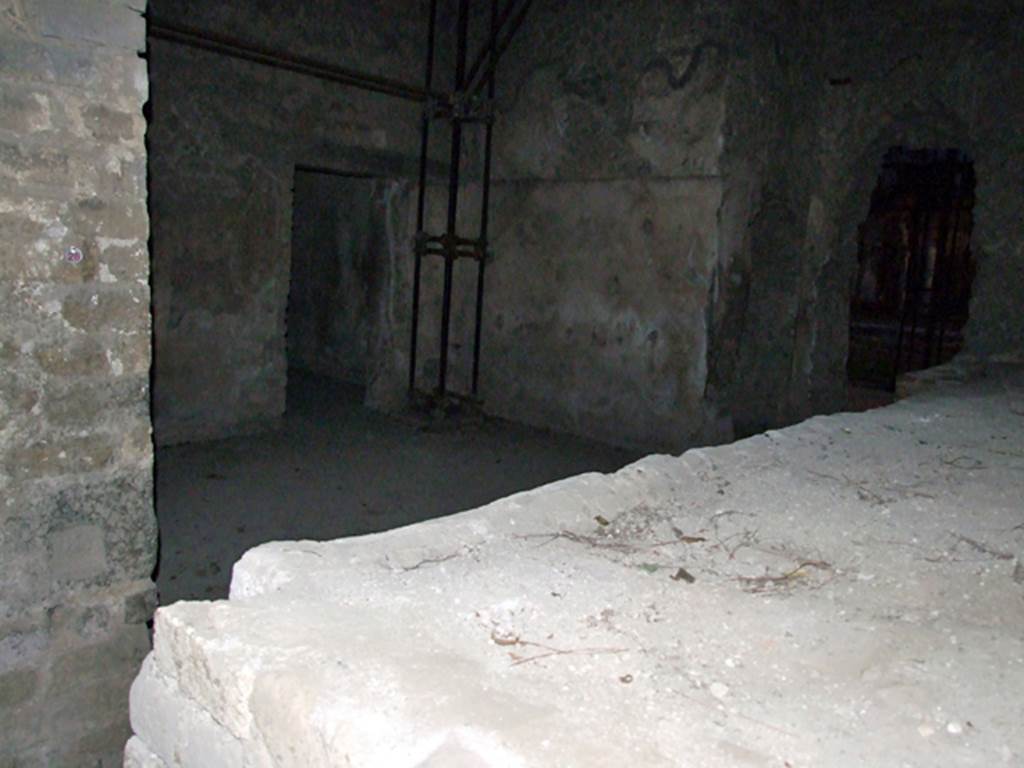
[848,147,976,392]
[285,167,387,400]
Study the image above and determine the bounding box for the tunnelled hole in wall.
[285,166,390,403]
[847,146,976,394]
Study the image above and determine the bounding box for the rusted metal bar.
[472,0,501,397]
[934,197,964,364]
[147,18,446,105]
[409,0,440,392]
[466,0,534,101]
[925,187,953,367]
[425,234,484,247]
[463,0,518,96]
[409,0,531,402]
[437,0,473,397]
[420,240,484,259]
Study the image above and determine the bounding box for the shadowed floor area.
[154,369,639,603]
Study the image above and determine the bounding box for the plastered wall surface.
[466,0,732,449]
[149,0,737,452]
[708,0,1024,434]
[149,0,1024,452]
[148,0,427,445]
[0,1,155,765]
[799,1,1024,396]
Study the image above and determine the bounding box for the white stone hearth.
[127,366,1024,767]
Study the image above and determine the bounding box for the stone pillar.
[0,1,155,765]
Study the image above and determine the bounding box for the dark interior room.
[2,1,1023,765]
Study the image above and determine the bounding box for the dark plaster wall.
[709,0,825,436]
[443,0,735,450]
[148,0,426,445]
[795,1,1024,417]
[149,0,738,451]
[713,0,1024,433]
[148,0,1024,451]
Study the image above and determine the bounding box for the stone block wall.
[0,0,155,765]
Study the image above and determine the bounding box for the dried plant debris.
[521,502,838,595]
[738,560,833,594]
[481,621,628,667]
[950,534,1015,561]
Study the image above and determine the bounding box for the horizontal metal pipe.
[293,163,376,179]
[147,18,448,105]
[422,246,481,259]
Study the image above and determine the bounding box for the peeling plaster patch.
[98,263,117,283]
[104,144,137,174]
[133,65,149,100]
[44,223,67,239]
[95,237,137,252]
[107,350,124,376]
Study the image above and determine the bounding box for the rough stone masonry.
[0,1,155,765]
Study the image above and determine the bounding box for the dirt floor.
[154,369,639,604]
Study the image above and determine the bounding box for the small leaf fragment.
[671,567,696,583]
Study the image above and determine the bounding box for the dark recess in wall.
[286,168,389,391]
[848,147,975,391]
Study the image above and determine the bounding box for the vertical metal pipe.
[935,194,963,363]
[467,0,534,100]
[471,0,500,397]
[906,206,930,371]
[926,186,953,367]
[409,0,439,393]
[464,0,517,92]
[438,0,472,396]
[893,205,922,386]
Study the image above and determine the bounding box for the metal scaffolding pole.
[408,0,440,392]
[437,0,473,397]
[150,3,535,406]
[472,0,501,397]
[408,0,531,404]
